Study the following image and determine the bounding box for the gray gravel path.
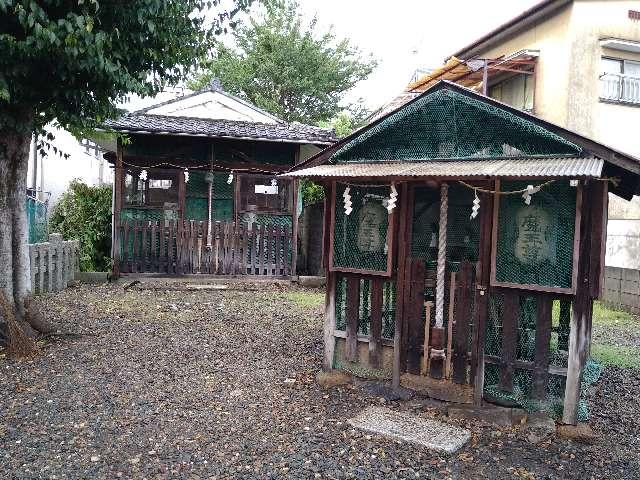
[1,282,638,479]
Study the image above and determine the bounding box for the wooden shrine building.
[284,81,640,425]
[100,83,336,277]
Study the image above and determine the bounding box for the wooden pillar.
[563,181,594,425]
[176,169,186,275]
[112,137,124,278]
[322,183,336,371]
[291,178,299,277]
[472,183,495,404]
[290,145,302,277]
[392,182,411,389]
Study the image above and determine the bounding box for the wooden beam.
[392,183,411,388]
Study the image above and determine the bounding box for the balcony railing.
[600,73,640,104]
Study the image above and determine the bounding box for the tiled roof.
[282,156,604,178]
[103,113,337,145]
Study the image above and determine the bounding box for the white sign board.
[255,185,279,195]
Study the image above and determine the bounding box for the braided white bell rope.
[435,183,448,328]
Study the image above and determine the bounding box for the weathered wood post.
[112,137,124,278]
[322,183,336,371]
[392,183,411,388]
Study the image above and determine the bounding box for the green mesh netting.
[240,213,292,227]
[495,180,577,290]
[186,171,234,200]
[27,196,48,243]
[120,208,167,222]
[330,88,582,163]
[335,275,396,338]
[124,136,296,166]
[411,185,480,264]
[184,198,233,222]
[332,184,391,273]
[484,293,601,421]
[184,171,234,222]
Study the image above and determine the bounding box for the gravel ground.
[1,282,639,479]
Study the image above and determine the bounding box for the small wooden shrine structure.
[284,81,640,424]
[100,84,335,277]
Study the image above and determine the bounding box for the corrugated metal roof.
[282,156,603,178]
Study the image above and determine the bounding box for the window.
[600,57,640,104]
[237,174,293,214]
[124,170,178,207]
[489,73,534,112]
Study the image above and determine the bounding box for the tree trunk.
[0,114,47,353]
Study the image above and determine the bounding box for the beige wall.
[566,1,640,147]
[473,1,640,224]
[479,4,574,126]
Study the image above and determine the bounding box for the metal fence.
[602,266,640,315]
[26,194,48,243]
[600,73,640,104]
[29,233,80,294]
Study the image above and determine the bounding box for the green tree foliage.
[191,0,376,124]
[49,181,112,272]
[0,0,249,347]
[303,111,367,205]
[1,0,249,136]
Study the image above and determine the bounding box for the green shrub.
[49,180,112,272]
[301,179,325,206]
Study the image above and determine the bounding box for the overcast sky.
[296,0,539,109]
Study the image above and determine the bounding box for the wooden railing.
[119,220,292,276]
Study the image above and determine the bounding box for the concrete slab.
[348,406,471,454]
[297,276,326,287]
